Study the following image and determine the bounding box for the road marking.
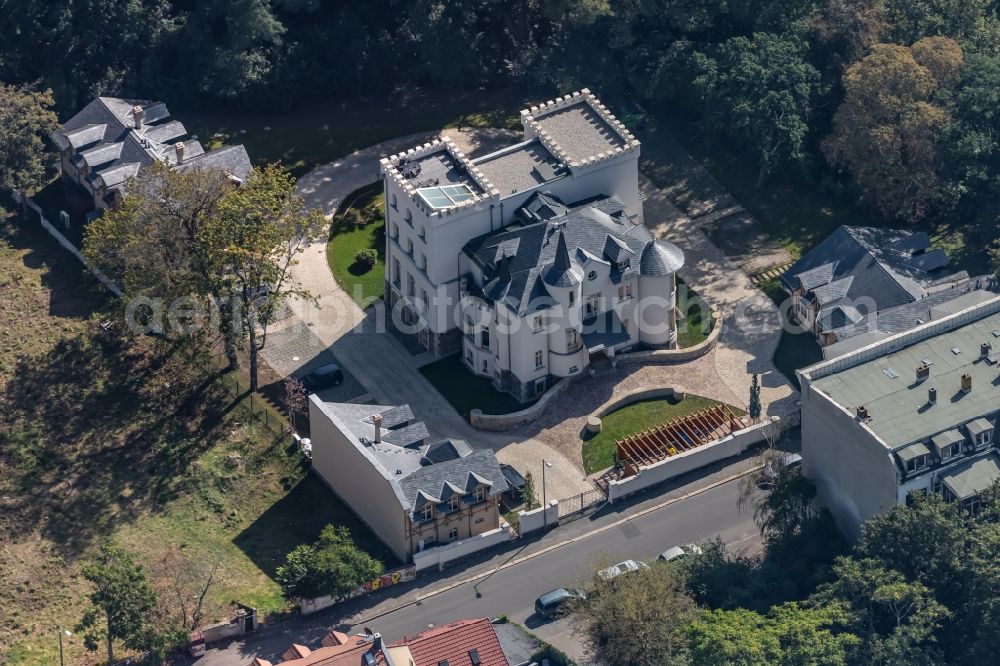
[354,464,762,625]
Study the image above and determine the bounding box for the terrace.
[615,403,745,477]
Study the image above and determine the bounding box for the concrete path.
[281,129,595,500]
[640,176,798,418]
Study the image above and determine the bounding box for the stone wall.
[411,524,512,572]
[517,501,560,535]
[470,375,574,431]
[606,418,779,503]
[615,311,720,365]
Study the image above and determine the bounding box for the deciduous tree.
[275,525,383,599]
[76,544,158,665]
[0,82,57,193]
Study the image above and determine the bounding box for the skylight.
[417,183,476,209]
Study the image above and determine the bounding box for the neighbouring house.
[308,397,510,563]
[51,96,252,210]
[798,295,1000,540]
[381,89,685,402]
[780,225,998,357]
[253,618,510,666]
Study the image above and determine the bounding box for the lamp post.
[542,459,553,531]
[57,628,71,666]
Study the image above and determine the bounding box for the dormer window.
[905,454,927,473]
[448,498,459,512]
[473,487,485,503]
[941,442,961,460]
[422,505,433,521]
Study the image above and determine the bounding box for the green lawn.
[676,277,714,348]
[0,215,392,664]
[419,355,534,418]
[582,395,734,474]
[183,86,544,177]
[327,183,386,308]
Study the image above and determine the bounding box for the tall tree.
[573,561,697,666]
[76,544,158,665]
[200,163,325,389]
[0,82,57,193]
[822,39,963,220]
[693,33,823,185]
[749,373,762,421]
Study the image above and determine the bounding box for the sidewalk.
[184,451,763,666]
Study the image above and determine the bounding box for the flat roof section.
[811,310,1000,448]
[472,139,566,196]
[398,149,484,195]
[534,101,627,162]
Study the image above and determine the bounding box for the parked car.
[759,452,803,487]
[598,559,650,582]
[534,588,586,620]
[658,544,703,563]
[302,362,344,392]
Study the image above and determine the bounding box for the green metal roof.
[811,309,1000,448]
[966,417,994,437]
[897,442,930,462]
[940,452,1000,500]
[931,429,965,451]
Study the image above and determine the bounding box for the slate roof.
[782,226,968,334]
[52,96,251,198]
[398,618,509,666]
[311,400,507,514]
[464,192,684,315]
[823,275,1000,356]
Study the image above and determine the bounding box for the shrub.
[354,248,378,269]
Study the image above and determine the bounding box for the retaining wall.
[517,501,560,535]
[411,524,512,572]
[606,417,778,503]
[11,191,123,296]
[470,376,573,431]
[593,385,689,420]
[616,311,720,365]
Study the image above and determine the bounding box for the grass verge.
[676,277,714,349]
[582,395,733,474]
[419,355,534,418]
[327,183,386,308]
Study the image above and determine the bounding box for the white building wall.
[308,396,408,561]
[799,379,899,541]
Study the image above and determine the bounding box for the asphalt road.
[188,459,763,666]
[341,478,759,663]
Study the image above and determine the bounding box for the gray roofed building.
[308,397,513,562]
[799,296,1000,539]
[52,96,252,211]
[463,192,683,316]
[780,225,988,349]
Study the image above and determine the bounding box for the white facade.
[380,90,683,402]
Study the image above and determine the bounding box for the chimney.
[916,364,930,381]
[961,373,973,393]
[175,142,184,164]
[132,105,143,130]
[928,387,937,405]
[856,405,869,420]
[372,414,382,443]
[982,342,992,357]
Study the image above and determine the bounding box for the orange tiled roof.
[400,618,509,666]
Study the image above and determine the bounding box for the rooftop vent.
[961,373,973,393]
[952,347,962,355]
[884,368,899,379]
[469,649,481,665]
[916,364,930,381]
[857,405,870,420]
[982,342,993,357]
[928,387,937,405]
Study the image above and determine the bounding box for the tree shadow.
[232,472,399,581]
[1,332,233,556]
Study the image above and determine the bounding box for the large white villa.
[380,90,685,402]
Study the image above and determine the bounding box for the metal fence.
[557,487,607,522]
